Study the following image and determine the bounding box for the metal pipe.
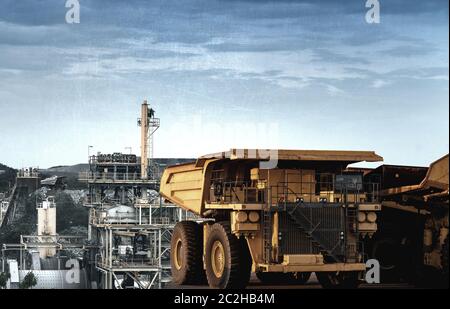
[109,229,112,269]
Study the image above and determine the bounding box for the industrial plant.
[0,1,447,304]
[0,100,447,290]
[1,101,195,289]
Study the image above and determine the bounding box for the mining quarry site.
[0,101,448,290]
[1,0,448,296]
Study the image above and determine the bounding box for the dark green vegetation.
[0,191,88,245]
[55,192,88,234]
[19,272,37,289]
[0,272,10,289]
[0,163,16,192]
[1,159,189,245]
[0,192,37,245]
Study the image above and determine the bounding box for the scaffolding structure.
[85,200,193,289]
[1,168,40,228]
[79,101,192,289]
[0,172,90,289]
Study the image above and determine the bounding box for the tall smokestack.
[140,100,149,180]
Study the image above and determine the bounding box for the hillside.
[44,164,89,174]
[41,159,194,189]
[44,158,195,173]
[0,163,16,192]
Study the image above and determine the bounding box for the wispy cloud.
[371,79,390,88]
[0,0,448,167]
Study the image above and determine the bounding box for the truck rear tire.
[205,222,251,289]
[316,271,361,289]
[170,221,205,285]
[256,272,311,285]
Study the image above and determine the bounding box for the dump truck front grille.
[279,203,348,262]
[279,212,321,255]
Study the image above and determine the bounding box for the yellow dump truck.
[365,154,449,286]
[160,149,383,288]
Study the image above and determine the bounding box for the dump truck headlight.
[248,211,260,223]
[358,212,367,223]
[236,211,248,223]
[366,212,377,223]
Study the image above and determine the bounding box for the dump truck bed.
[380,154,449,198]
[159,149,383,216]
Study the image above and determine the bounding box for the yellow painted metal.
[160,148,383,216]
[235,211,248,223]
[159,162,205,215]
[271,212,279,262]
[206,203,265,211]
[174,239,183,270]
[366,212,377,223]
[421,154,449,191]
[160,148,384,277]
[196,149,383,167]
[211,241,225,278]
[282,254,324,265]
[359,204,381,211]
[257,262,367,273]
[248,211,260,223]
[232,223,260,233]
[381,154,449,197]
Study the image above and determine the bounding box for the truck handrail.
[209,181,380,205]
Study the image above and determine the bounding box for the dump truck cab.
[161,149,383,288]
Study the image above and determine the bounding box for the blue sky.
[0,0,448,168]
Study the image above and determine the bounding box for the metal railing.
[210,180,380,205]
[20,235,86,248]
[89,208,177,226]
[89,153,138,165]
[79,171,141,181]
[210,181,264,204]
[273,181,380,205]
[111,256,161,268]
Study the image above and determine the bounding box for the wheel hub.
[211,241,225,278]
[174,239,183,270]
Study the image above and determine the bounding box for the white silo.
[37,196,57,258]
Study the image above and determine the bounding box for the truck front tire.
[205,222,251,289]
[170,221,205,285]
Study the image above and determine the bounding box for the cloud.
[371,79,390,88]
[325,84,346,96]
[312,48,370,65]
[0,0,448,169]
[0,0,447,92]
[382,44,439,58]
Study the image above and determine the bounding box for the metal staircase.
[287,202,344,262]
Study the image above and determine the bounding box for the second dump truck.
[160,149,383,288]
